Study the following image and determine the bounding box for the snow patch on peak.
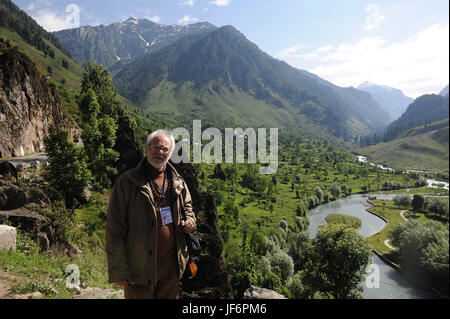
[358,81,378,88]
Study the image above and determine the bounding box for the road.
[0,153,48,169]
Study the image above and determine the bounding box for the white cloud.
[364,4,385,31]
[209,0,232,6]
[277,44,309,59]
[146,16,161,23]
[33,9,74,31]
[277,24,449,99]
[180,0,195,6]
[178,15,199,25]
[316,46,333,53]
[26,0,52,11]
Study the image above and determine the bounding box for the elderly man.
[106,129,196,299]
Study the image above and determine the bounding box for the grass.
[325,214,361,229]
[359,120,449,173]
[0,191,118,299]
[366,197,449,265]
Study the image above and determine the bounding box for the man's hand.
[181,219,195,233]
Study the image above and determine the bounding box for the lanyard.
[154,170,167,200]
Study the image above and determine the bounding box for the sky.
[12,0,449,99]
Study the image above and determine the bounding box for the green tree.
[411,194,425,215]
[389,220,449,294]
[302,224,371,299]
[393,194,411,209]
[81,62,120,115]
[315,186,323,203]
[79,89,119,189]
[329,182,342,200]
[43,126,91,208]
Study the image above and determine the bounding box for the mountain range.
[54,17,216,69]
[7,6,443,146]
[111,25,399,140]
[357,81,413,120]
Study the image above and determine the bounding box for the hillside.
[384,94,449,141]
[360,119,449,172]
[111,25,391,140]
[54,18,216,69]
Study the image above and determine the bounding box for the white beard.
[148,156,169,170]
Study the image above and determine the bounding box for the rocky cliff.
[0,38,69,159]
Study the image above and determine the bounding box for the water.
[355,155,449,190]
[307,194,438,299]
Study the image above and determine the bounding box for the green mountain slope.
[54,17,216,69]
[360,119,449,172]
[112,25,391,140]
[384,94,449,141]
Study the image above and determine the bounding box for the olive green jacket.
[105,158,196,287]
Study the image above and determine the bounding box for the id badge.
[160,206,173,226]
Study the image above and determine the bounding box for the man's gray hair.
[146,129,176,154]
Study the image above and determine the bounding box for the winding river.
[307,194,440,299]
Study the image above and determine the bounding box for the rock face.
[0,39,67,158]
[0,166,69,252]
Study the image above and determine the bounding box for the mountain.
[54,18,216,69]
[111,25,391,140]
[357,81,413,120]
[439,84,449,97]
[384,94,449,141]
[360,119,449,172]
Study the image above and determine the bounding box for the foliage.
[43,126,91,208]
[223,224,264,298]
[81,62,120,116]
[425,197,449,220]
[393,194,412,208]
[325,214,361,229]
[329,182,342,199]
[0,0,71,58]
[78,88,119,189]
[411,194,425,213]
[302,224,371,299]
[388,220,449,294]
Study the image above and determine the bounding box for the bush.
[393,194,411,208]
[267,250,294,282]
[388,220,448,294]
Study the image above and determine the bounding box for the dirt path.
[400,210,408,221]
[0,270,20,299]
[384,239,398,251]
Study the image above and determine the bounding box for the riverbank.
[366,198,448,299]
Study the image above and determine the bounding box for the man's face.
[146,135,172,169]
